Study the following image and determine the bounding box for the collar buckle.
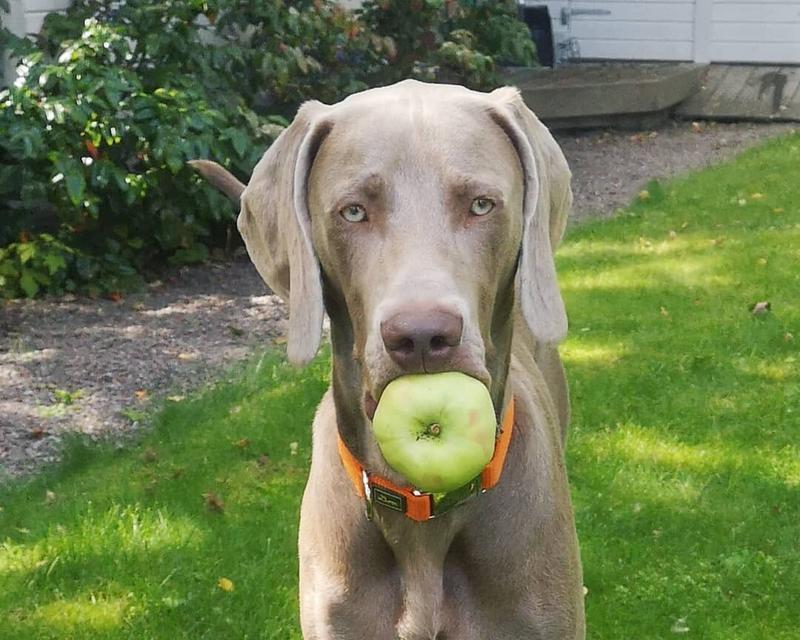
[361,470,373,520]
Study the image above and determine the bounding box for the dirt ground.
[0,119,795,478]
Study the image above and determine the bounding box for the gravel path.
[1,119,795,479]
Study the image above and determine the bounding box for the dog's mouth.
[363,367,492,423]
[363,390,378,421]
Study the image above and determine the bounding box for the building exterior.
[529,1,800,64]
[3,0,800,68]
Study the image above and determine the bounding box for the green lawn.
[2,132,799,639]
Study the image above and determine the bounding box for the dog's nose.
[380,308,463,371]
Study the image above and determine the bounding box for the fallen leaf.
[750,192,766,200]
[167,395,185,402]
[177,352,198,361]
[29,427,46,440]
[750,301,771,315]
[289,442,299,456]
[638,190,650,201]
[660,307,670,317]
[772,207,784,214]
[691,121,702,133]
[135,389,149,401]
[233,438,250,449]
[107,291,123,302]
[217,577,234,592]
[757,258,768,266]
[203,492,225,513]
[44,490,56,504]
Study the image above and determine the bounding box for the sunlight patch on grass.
[610,462,705,507]
[764,446,800,488]
[560,253,733,292]
[586,425,738,473]
[69,505,205,555]
[585,426,800,489]
[733,356,798,383]
[0,541,45,576]
[30,591,129,633]
[561,341,628,366]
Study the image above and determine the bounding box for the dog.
[192,79,585,640]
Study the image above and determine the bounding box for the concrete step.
[503,63,707,130]
[675,64,800,122]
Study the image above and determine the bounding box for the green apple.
[371,372,497,493]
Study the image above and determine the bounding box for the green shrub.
[359,0,536,88]
[0,18,279,296]
[1,0,537,298]
[0,232,74,297]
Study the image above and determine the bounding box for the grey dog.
[193,79,585,640]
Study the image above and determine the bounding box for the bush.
[0,0,536,298]
[0,15,279,296]
[360,0,536,87]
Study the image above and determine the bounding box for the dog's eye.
[469,197,495,217]
[340,204,367,223]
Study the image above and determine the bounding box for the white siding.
[2,0,72,38]
[536,0,696,62]
[533,0,800,63]
[24,0,71,34]
[709,1,800,63]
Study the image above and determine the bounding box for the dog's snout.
[380,308,463,371]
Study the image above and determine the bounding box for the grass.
[2,132,799,639]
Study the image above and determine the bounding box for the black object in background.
[519,5,554,67]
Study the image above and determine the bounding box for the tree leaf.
[19,269,39,297]
[227,128,248,158]
[65,170,86,206]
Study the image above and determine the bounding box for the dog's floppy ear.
[238,100,330,366]
[489,87,571,343]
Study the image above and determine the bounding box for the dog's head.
[202,80,571,416]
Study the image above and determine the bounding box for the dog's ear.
[489,86,571,344]
[238,100,331,366]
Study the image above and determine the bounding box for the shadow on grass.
[1,350,328,639]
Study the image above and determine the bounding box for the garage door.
[708,1,800,63]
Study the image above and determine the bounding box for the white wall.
[22,0,72,34]
[536,0,696,62]
[708,1,800,63]
[2,0,72,84]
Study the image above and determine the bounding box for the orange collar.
[337,397,515,522]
